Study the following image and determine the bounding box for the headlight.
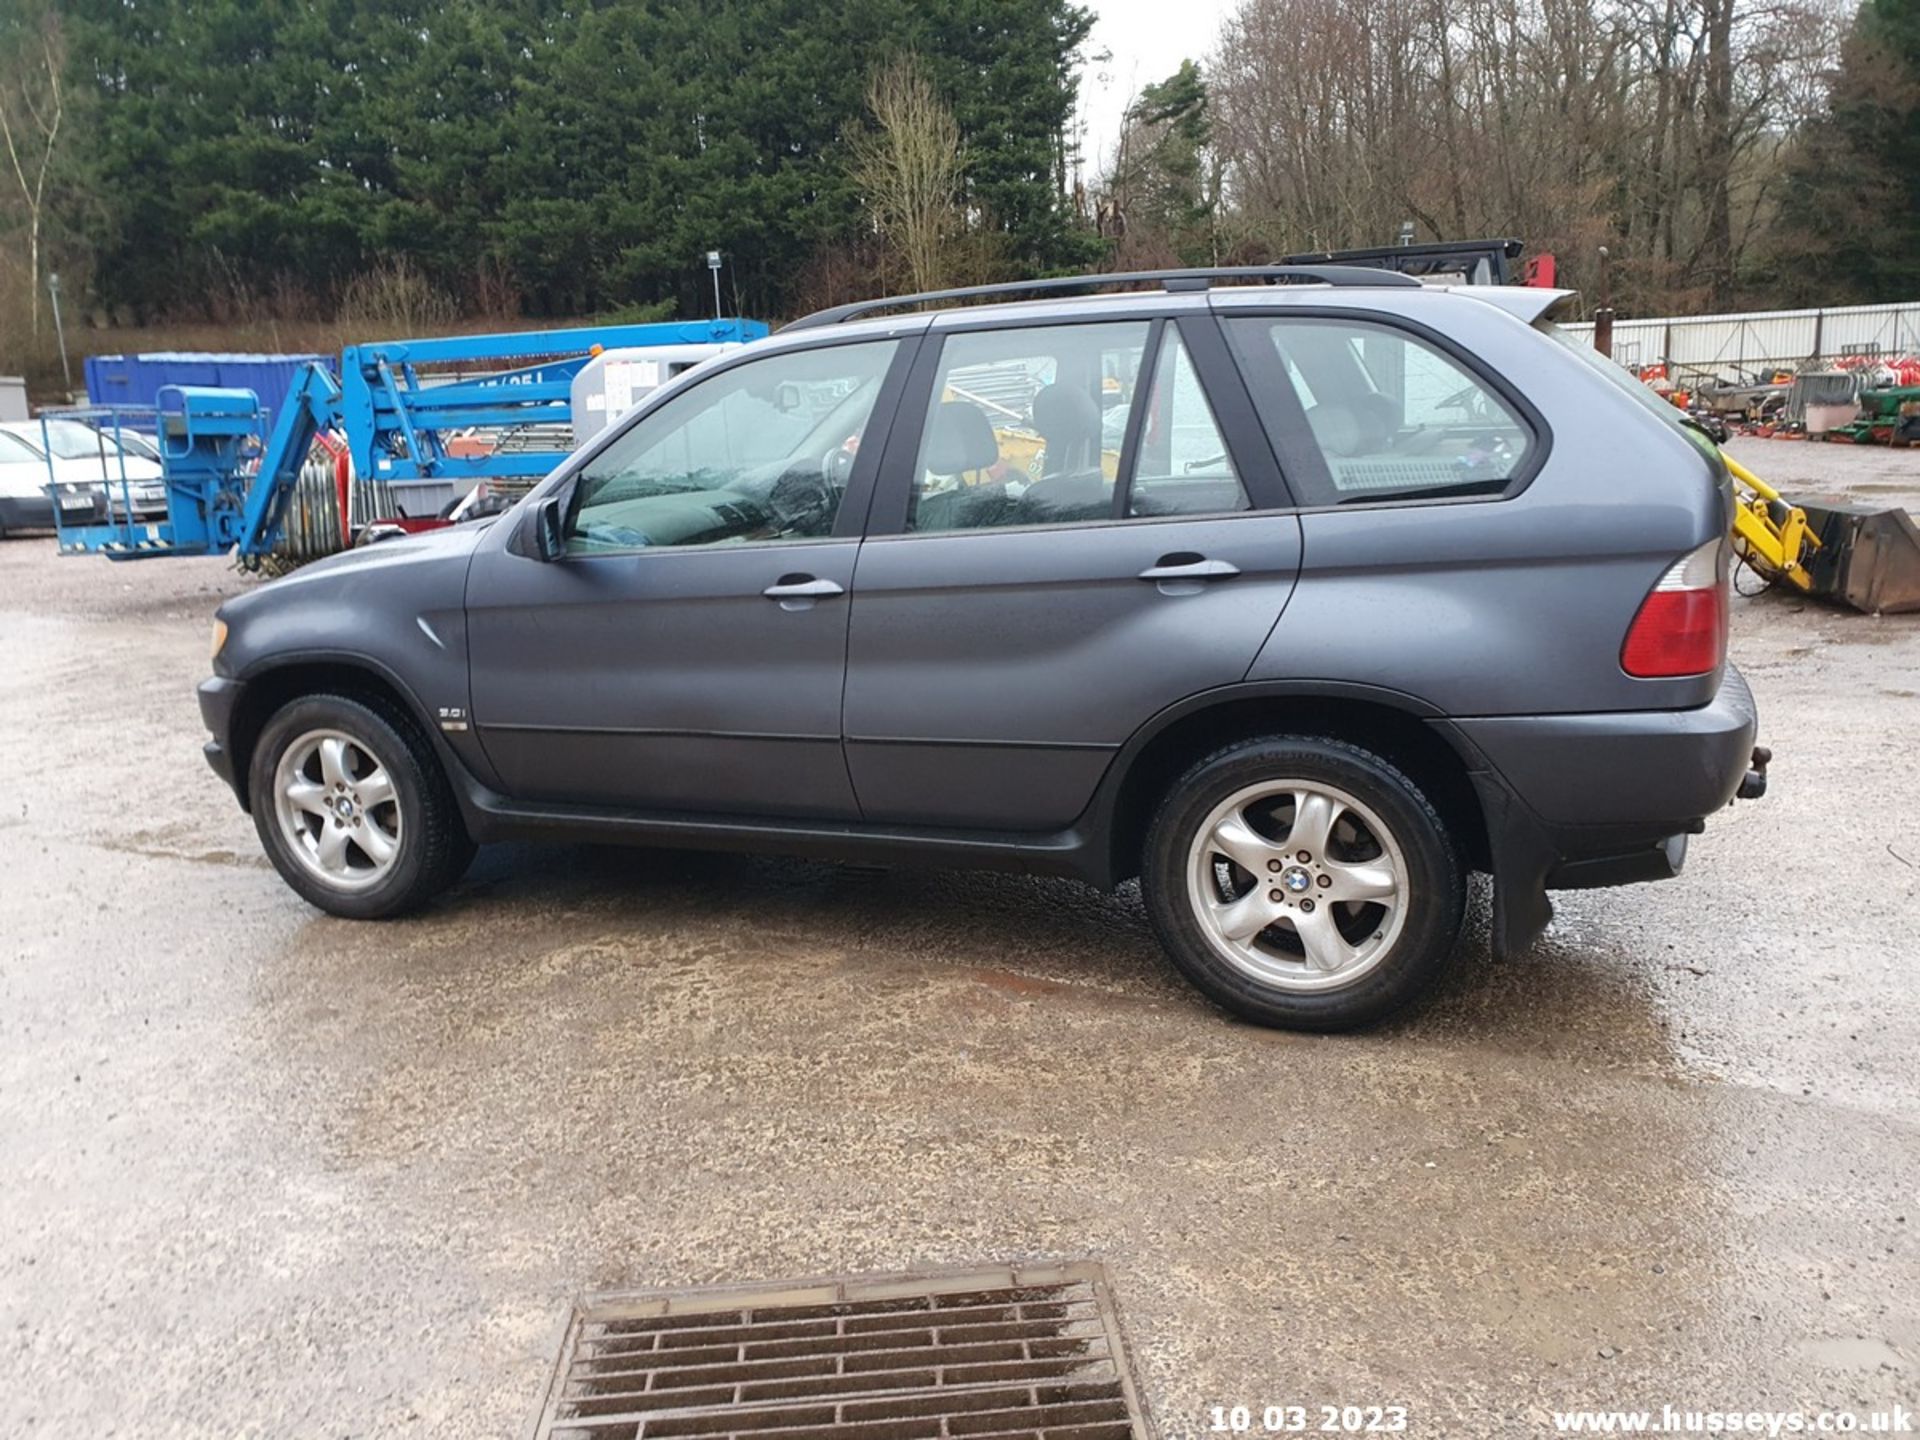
[210,617,228,665]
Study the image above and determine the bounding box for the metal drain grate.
[534,1261,1150,1440]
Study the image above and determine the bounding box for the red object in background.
[1831,352,1920,386]
[308,429,352,547]
[1522,253,1557,287]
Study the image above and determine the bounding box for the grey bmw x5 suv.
[199,267,1765,1030]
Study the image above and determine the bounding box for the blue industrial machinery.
[49,317,767,561]
[160,385,272,554]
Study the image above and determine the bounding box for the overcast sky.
[1077,0,1242,177]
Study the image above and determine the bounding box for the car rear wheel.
[249,693,474,919]
[1141,736,1465,1031]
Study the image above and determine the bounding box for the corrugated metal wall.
[1562,302,1920,376]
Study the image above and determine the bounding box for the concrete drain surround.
[535,1261,1150,1440]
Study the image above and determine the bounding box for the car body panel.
[1452,665,1758,828]
[843,514,1304,827]
[213,523,493,787]
[464,538,864,817]
[1229,289,1729,716]
[455,328,924,819]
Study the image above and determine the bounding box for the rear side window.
[906,321,1150,533]
[1226,317,1535,506]
[1128,330,1249,518]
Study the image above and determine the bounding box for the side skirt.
[457,783,1111,886]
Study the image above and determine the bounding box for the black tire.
[1141,736,1465,1031]
[248,692,475,919]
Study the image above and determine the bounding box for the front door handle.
[1137,556,1241,582]
[763,574,845,610]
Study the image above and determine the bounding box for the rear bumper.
[1448,664,1761,957]
[1453,665,1759,831]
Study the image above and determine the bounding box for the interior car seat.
[912,401,1007,530]
[1024,384,1109,517]
[924,400,999,478]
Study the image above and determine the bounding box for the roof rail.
[781,264,1422,332]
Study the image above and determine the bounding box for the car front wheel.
[1142,736,1466,1031]
[249,693,473,919]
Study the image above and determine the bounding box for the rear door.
[842,310,1305,830]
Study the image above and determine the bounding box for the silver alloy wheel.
[271,728,404,892]
[1185,778,1410,992]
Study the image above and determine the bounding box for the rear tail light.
[1621,539,1727,678]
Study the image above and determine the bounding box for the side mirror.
[533,496,566,562]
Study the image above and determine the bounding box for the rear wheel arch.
[1099,685,1491,884]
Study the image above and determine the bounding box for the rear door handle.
[1137,556,1241,582]
[763,575,845,610]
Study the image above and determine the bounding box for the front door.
[465,335,908,818]
[843,314,1305,830]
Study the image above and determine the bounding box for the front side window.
[566,339,897,553]
[1228,317,1535,505]
[0,431,42,464]
[907,321,1150,534]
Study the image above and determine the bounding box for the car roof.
[775,273,1577,344]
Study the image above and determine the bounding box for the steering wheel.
[821,443,856,490]
[766,459,840,532]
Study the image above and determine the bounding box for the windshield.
[33,419,159,461]
[0,428,48,458]
[40,422,112,460]
[1536,320,1722,463]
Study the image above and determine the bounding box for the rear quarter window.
[1226,316,1538,507]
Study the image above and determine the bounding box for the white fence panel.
[1562,301,1920,375]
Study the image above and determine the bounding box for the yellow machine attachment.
[1719,451,1920,613]
[1722,452,1818,591]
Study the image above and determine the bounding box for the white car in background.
[0,420,168,522]
[0,427,108,536]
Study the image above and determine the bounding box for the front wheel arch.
[227,659,444,813]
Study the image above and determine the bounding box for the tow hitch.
[1737,745,1771,801]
